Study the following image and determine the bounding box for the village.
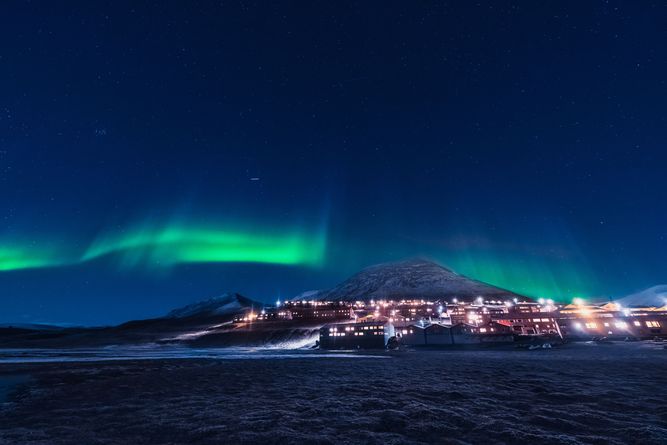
[232,297,667,349]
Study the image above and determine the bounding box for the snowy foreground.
[0,342,666,444]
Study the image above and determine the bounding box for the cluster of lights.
[328,324,385,338]
[282,299,347,307]
[251,294,665,342]
[573,319,660,331]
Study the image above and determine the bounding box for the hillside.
[317,259,527,302]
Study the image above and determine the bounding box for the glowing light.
[83,220,326,268]
[1,214,328,272]
[440,250,597,303]
[0,244,65,272]
[573,297,585,306]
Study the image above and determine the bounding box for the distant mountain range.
[166,293,262,319]
[301,259,526,302]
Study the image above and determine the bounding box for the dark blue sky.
[1,1,666,325]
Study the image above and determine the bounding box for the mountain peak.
[319,258,524,302]
[361,258,456,274]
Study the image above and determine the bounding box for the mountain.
[166,293,261,318]
[616,285,667,308]
[0,261,527,349]
[316,259,527,302]
[0,293,265,348]
[0,323,68,331]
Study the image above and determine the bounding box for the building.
[319,321,395,349]
[554,299,667,339]
[557,316,665,339]
[284,301,354,321]
[391,300,442,322]
[398,321,513,346]
[398,322,451,346]
[446,303,469,325]
[234,297,667,342]
[233,301,353,324]
[494,315,560,336]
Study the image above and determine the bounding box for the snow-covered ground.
[0,342,666,444]
[0,346,385,364]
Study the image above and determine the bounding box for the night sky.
[1,2,666,325]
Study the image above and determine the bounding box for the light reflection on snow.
[0,346,390,364]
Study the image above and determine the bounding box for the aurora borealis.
[83,220,327,268]
[0,219,327,271]
[442,254,594,304]
[0,245,62,272]
[2,2,666,324]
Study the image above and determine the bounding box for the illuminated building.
[234,296,667,341]
[284,301,353,320]
[398,321,513,346]
[319,321,395,349]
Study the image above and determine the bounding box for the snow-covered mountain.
[166,293,261,318]
[292,289,322,301]
[616,285,667,308]
[315,259,527,302]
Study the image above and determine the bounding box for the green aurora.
[1,222,595,302]
[0,245,64,272]
[82,222,327,268]
[0,220,327,272]
[441,253,596,302]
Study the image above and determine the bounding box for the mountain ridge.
[313,258,527,302]
[616,285,667,308]
[166,292,262,318]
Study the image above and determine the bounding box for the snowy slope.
[317,259,526,302]
[292,290,322,301]
[166,293,260,318]
[616,285,667,308]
